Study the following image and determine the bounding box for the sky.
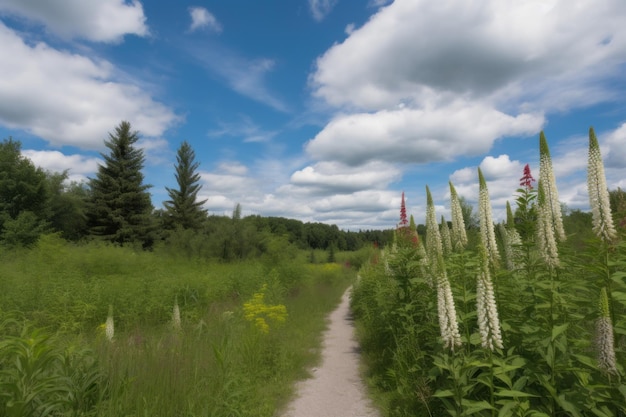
[1,0,625,231]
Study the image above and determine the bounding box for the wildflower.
[536,182,560,267]
[243,284,287,334]
[596,287,617,374]
[476,244,503,350]
[105,305,114,342]
[539,132,566,241]
[501,202,522,270]
[449,182,468,251]
[440,215,452,255]
[425,186,444,271]
[588,127,617,243]
[426,186,462,350]
[397,192,419,247]
[478,168,500,268]
[437,276,463,351]
[519,163,536,190]
[398,191,409,228]
[172,297,181,330]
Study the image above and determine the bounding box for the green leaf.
[461,399,495,415]
[494,389,538,398]
[432,389,455,398]
[556,395,582,417]
[551,323,569,341]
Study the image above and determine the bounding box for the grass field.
[0,234,359,416]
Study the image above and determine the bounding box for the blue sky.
[1,0,625,230]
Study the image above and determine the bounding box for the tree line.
[0,121,393,257]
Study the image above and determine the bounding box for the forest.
[0,121,392,257]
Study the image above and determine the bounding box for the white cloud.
[309,0,338,22]
[604,122,626,169]
[306,104,543,165]
[305,0,626,175]
[0,22,178,149]
[311,0,626,111]
[290,161,401,194]
[0,0,148,42]
[188,7,222,33]
[22,149,101,182]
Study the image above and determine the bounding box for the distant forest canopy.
[3,121,624,257]
[0,122,394,254]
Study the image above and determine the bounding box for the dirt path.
[280,287,380,417]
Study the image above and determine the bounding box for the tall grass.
[0,236,354,416]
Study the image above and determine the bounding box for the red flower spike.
[519,164,536,190]
[399,191,409,227]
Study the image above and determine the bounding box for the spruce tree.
[87,121,153,246]
[164,141,207,229]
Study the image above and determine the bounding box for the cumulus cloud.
[604,122,626,169]
[311,0,626,111]
[0,22,178,149]
[306,105,542,165]
[290,161,401,194]
[305,0,626,176]
[0,0,148,42]
[188,7,222,33]
[309,0,338,21]
[22,149,101,182]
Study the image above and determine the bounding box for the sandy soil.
[280,288,380,417]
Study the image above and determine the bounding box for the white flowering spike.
[426,186,462,350]
[596,287,617,374]
[440,215,452,256]
[536,182,560,268]
[588,127,617,243]
[425,186,444,272]
[478,168,500,268]
[476,245,503,350]
[501,202,522,270]
[437,276,463,350]
[539,132,566,242]
[172,298,181,330]
[449,182,468,251]
[106,305,114,342]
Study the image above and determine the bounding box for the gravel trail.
[280,287,380,417]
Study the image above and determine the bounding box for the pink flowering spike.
[519,164,536,190]
[399,191,408,227]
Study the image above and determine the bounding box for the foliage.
[163,141,208,231]
[351,131,626,416]
[0,138,48,247]
[0,235,355,416]
[87,121,154,247]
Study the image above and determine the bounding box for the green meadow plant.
[0,235,355,416]
[352,129,626,416]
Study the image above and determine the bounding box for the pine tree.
[164,141,207,230]
[87,121,153,246]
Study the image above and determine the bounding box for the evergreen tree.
[163,141,207,230]
[87,121,153,246]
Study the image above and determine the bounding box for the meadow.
[0,235,366,416]
[351,131,626,416]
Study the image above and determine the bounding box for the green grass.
[0,234,355,416]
